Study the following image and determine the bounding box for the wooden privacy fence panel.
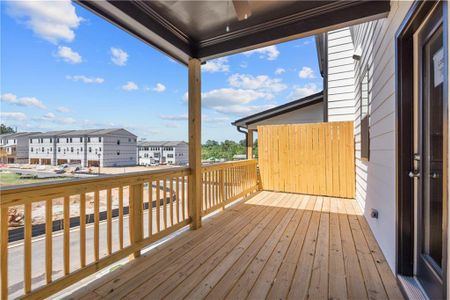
[258,122,355,198]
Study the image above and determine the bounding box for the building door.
[413,4,446,298]
[397,1,447,298]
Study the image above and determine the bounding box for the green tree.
[0,124,15,134]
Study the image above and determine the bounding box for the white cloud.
[163,122,180,128]
[56,106,70,113]
[66,75,104,84]
[287,83,320,100]
[1,93,46,109]
[152,83,166,92]
[202,88,272,108]
[203,115,230,123]
[111,47,128,66]
[275,68,285,75]
[228,73,287,93]
[56,46,82,64]
[202,57,230,73]
[121,81,138,91]
[6,0,82,44]
[0,112,27,121]
[243,45,279,60]
[42,112,55,120]
[298,66,315,79]
[212,104,276,116]
[159,114,188,121]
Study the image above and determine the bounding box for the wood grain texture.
[258,122,355,198]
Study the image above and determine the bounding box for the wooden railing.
[0,160,258,299]
[201,160,258,216]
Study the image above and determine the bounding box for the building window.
[117,139,120,145]
[361,68,370,161]
[167,154,174,158]
[128,138,131,142]
[117,151,120,155]
[99,147,101,152]
[30,139,32,144]
[81,147,83,152]
[99,137,102,142]
[57,138,60,143]
[30,147,33,152]
[89,147,92,153]
[50,138,52,143]
[58,147,61,153]
[71,147,74,153]
[41,147,44,152]
[87,137,91,142]
[80,137,83,142]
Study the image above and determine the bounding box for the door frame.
[396,0,449,296]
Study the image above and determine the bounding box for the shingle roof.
[138,141,187,147]
[0,132,40,139]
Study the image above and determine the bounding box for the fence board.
[257,122,355,198]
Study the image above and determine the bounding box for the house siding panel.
[326,27,355,122]
[350,0,413,271]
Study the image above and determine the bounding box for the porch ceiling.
[76,0,390,64]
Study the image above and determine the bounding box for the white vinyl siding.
[327,27,355,121]
[351,0,413,271]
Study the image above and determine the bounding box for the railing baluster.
[45,199,53,283]
[79,194,86,268]
[1,206,8,300]
[119,186,124,249]
[163,177,167,229]
[94,190,100,261]
[209,171,213,210]
[156,179,161,232]
[107,188,112,255]
[149,179,153,237]
[182,176,186,221]
[63,196,70,275]
[170,176,174,227]
[176,176,180,223]
[24,202,32,294]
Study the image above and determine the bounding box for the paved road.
[7,209,158,299]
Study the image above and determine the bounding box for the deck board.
[68,191,403,300]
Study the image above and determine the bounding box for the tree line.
[201,139,258,161]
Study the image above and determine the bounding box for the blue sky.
[1,0,322,142]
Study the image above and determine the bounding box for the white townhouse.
[0,132,39,164]
[137,141,188,166]
[29,128,137,167]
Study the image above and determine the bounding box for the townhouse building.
[0,132,38,164]
[137,141,188,165]
[28,128,137,167]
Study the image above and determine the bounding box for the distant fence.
[257,122,355,198]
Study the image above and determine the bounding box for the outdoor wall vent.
[353,46,362,60]
[370,208,379,219]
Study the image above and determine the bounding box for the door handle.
[409,170,420,178]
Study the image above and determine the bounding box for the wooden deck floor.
[69,191,403,300]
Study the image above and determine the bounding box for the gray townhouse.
[0,132,39,164]
[137,141,188,166]
[28,128,137,167]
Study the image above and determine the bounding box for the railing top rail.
[201,159,257,171]
[0,166,191,206]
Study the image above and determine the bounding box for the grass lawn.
[0,172,67,187]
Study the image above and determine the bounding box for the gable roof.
[138,141,187,147]
[232,91,323,128]
[31,128,137,138]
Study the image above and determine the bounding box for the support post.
[188,58,202,229]
[247,129,254,159]
[129,183,143,258]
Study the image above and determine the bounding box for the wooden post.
[188,58,202,229]
[1,207,8,300]
[247,129,254,159]
[129,183,144,258]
